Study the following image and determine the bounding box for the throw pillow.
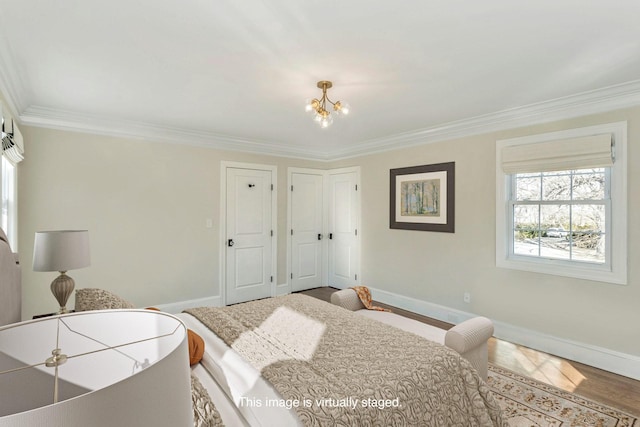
[74,288,135,312]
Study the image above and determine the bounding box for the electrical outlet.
[463,292,471,303]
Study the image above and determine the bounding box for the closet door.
[290,172,323,292]
[328,170,359,288]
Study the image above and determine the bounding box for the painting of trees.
[400,178,440,217]
[390,162,454,233]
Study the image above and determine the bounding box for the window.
[1,155,17,250]
[511,168,608,264]
[1,101,22,251]
[496,122,627,284]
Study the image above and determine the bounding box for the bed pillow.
[187,329,205,365]
[74,288,135,311]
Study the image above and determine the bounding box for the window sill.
[496,255,627,285]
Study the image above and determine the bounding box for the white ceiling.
[1,1,639,160]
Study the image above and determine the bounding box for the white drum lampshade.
[33,230,91,313]
[0,310,193,426]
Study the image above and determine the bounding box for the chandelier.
[305,81,350,128]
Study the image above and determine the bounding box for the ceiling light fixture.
[305,81,350,128]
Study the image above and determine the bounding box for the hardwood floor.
[299,287,640,416]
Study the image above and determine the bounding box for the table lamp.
[0,310,193,426]
[33,230,90,313]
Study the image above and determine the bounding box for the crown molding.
[1,0,640,162]
[20,106,334,161]
[12,79,640,162]
[331,79,640,160]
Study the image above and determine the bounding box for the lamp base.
[51,272,75,314]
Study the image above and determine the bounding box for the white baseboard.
[153,295,222,314]
[491,318,640,381]
[158,283,291,313]
[275,283,290,296]
[368,286,640,381]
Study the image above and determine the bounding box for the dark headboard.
[0,228,21,326]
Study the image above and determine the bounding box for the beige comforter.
[187,294,505,426]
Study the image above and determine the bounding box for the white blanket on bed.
[178,313,300,426]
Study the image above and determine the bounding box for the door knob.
[318,233,322,240]
[228,239,235,247]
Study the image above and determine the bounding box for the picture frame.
[389,162,455,232]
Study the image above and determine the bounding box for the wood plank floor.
[299,287,640,416]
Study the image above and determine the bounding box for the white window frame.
[496,122,627,285]
[1,155,18,250]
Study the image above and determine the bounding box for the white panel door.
[291,172,323,292]
[226,167,273,305]
[328,171,359,288]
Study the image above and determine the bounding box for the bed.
[1,226,502,425]
[177,294,506,426]
[0,228,21,327]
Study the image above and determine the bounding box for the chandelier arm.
[319,94,327,112]
[321,83,330,110]
[324,95,337,106]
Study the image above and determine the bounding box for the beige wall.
[18,127,326,317]
[333,106,640,357]
[16,105,639,359]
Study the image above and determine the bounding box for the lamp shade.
[33,230,90,272]
[0,310,193,426]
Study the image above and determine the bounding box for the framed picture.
[390,162,455,232]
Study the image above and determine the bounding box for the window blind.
[501,134,612,174]
[1,103,24,165]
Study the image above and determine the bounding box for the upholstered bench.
[330,288,494,380]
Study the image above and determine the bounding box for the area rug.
[487,364,638,427]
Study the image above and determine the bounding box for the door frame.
[286,166,360,293]
[220,161,278,305]
[285,167,328,295]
